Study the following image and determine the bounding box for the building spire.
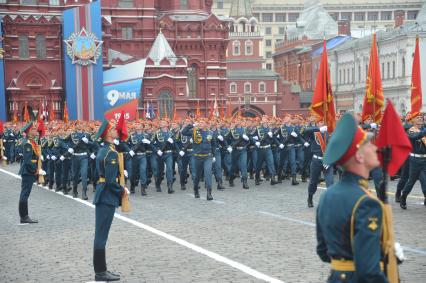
[229,0,253,18]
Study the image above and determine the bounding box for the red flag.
[37,117,45,137]
[411,35,422,117]
[310,40,337,132]
[376,101,412,176]
[23,102,30,122]
[49,101,55,122]
[220,100,225,119]
[116,110,128,141]
[362,33,384,123]
[0,120,3,134]
[63,102,69,123]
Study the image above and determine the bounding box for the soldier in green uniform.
[316,113,398,282]
[18,122,46,224]
[92,120,129,282]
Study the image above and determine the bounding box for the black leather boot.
[270,175,279,185]
[167,183,174,194]
[242,178,249,189]
[291,175,299,186]
[130,181,135,194]
[20,202,38,223]
[55,185,62,192]
[400,193,408,209]
[194,187,200,198]
[301,175,307,182]
[155,178,162,192]
[82,189,88,200]
[308,194,314,208]
[93,182,97,192]
[217,179,225,191]
[141,185,147,196]
[229,176,235,187]
[206,188,213,201]
[63,186,69,195]
[395,188,402,203]
[72,186,78,198]
[277,173,283,184]
[181,183,187,190]
[94,249,120,282]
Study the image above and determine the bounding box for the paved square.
[1,164,425,283]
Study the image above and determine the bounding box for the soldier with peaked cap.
[18,122,46,224]
[92,120,129,282]
[316,113,390,282]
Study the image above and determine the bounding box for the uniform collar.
[341,171,369,188]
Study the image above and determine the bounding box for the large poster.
[0,16,6,121]
[103,59,146,120]
[62,0,103,120]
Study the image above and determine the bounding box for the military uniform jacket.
[256,126,279,147]
[228,127,249,148]
[316,172,387,283]
[153,130,178,153]
[18,138,39,176]
[407,125,426,154]
[303,127,329,156]
[93,142,124,207]
[182,125,215,155]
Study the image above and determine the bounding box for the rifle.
[0,138,6,166]
[118,152,130,212]
[378,146,399,283]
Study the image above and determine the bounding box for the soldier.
[92,120,128,282]
[304,119,333,207]
[317,113,398,282]
[400,113,426,209]
[182,118,216,200]
[153,119,177,194]
[254,115,280,186]
[176,117,194,191]
[228,119,249,189]
[211,119,227,191]
[18,122,46,224]
[4,125,17,163]
[131,123,151,195]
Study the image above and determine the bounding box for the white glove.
[394,242,406,263]
[304,142,310,147]
[60,155,65,161]
[157,150,163,156]
[41,155,44,161]
[47,155,50,160]
[167,137,174,144]
[279,144,285,149]
[277,134,280,138]
[123,170,128,178]
[253,136,259,141]
[10,133,14,137]
[124,187,130,195]
[227,146,233,153]
[51,156,57,161]
[320,126,328,133]
[38,169,46,176]
[142,138,151,144]
[243,134,249,141]
[90,153,96,160]
[323,164,329,170]
[217,135,224,141]
[82,137,89,144]
[2,156,7,160]
[100,142,105,146]
[113,139,120,145]
[255,141,260,147]
[212,157,216,163]
[129,150,135,157]
[68,148,74,154]
[268,132,273,138]
[370,123,378,129]
[190,138,193,143]
[291,131,298,138]
[2,139,5,142]
[179,150,185,157]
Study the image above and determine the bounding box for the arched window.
[244,82,251,93]
[245,40,253,55]
[259,82,266,93]
[230,82,237,93]
[402,57,406,77]
[233,40,240,56]
[158,90,174,119]
[187,64,198,98]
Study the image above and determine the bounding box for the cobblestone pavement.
[1,164,425,283]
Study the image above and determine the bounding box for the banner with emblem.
[103,59,146,121]
[0,16,6,121]
[63,0,103,121]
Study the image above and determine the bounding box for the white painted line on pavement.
[0,168,284,283]
[185,193,226,204]
[256,209,426,256]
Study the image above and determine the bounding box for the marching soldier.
[317,113,401,282]
[131,123,151,195]
[18,122,46,224]
[176,118,194,191]
[182,119,216,200]
[211,120,226,191]
[228,120,249,189]
[400,113,426,209]
[92,120,128,282]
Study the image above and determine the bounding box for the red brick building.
[0,0,228,120]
